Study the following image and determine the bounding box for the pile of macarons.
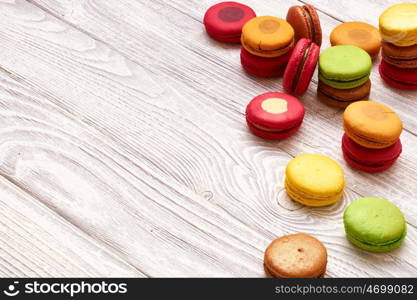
[379,3,417,90]
[203,2,412,278]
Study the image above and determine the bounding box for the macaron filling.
[241,37,294,56]
[285,179,344,206]
[291,43,312,92]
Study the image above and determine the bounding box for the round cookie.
[246,92,305,140]
[343,101,403,149]
[330,22,381,59]
[286,4,322,46]
[319,45,372,89]
[203,2,256,43]
[379,3,417,47]
[344,197,407,252]
[264,233,327,278]
[285,154,345,207]
[379,60,417,90]
[241,16,294,57]
[240,47,290,77]
[381,41,417,69]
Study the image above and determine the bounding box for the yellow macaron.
[379,3,417,47]
[241,16,294,57]
[285,154,345,207]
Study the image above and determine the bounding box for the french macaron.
[342,134,402,172]
[319,45,372,89]
[240,47,291,77]
[264,233,327,278]
[317,79,371,108]
[379,3,417,47]
[283,38,320,95]
[381,41,417,69]
[330,22,381,60]
[286,4,322,46]
[203,2,256,43]
[343,101,402,149]
[344,197,406,252]
[285,154,345,207]
[245,92,304,140]
[379,60,417,90]
[241,16,294,58]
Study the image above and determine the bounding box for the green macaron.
[319,45,372,89]
[343,197,406,252]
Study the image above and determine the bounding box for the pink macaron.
[283,38,320,95]
[246,92,305,140]
[204,2,256,43]
[379,60,417,90]
[342,134,402,172]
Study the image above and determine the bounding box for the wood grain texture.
[0,0,415,277]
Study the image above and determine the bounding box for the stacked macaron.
[342,101,403,172]
[378,3,417,90]
[317,45,372,108]
[240,16,295,77]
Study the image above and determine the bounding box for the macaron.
[286,4,322,46]
[379,60,417,90]
[381,41,417,69]
[379,3,417,47]
[203,2,256,43]
[283,38,320,95]
[241,16,294,58]
[246,92,304,140]
[330,22,381,59]
[285,154,345,207]
[317,79,371,108]
[343,101,403,149]
[342,134,402,172]
[264,233,327,278]
[319,45,372,89]
[240,47,291,77]
[344,197,407,252]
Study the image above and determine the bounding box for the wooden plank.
[0,0,415,276]
[0,174,142,277]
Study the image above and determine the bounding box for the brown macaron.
[318,79,371,108]
[264,233,327,278]
[382,41,417,68]
[286,4,322,46]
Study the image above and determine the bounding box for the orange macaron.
[241,16,294,57]
[331,22,381,59]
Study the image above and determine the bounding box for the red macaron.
[379,60,417,90]
[246,92,305,140]
[240,47,292,77]
[283,38,320,95]
[342,134,402,172]
[203,2,256,43]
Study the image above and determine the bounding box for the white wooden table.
[0,0,416,277]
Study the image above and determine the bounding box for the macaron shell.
[319,45,372,89]
[242,16,295,57]
[286,5,322,46]
[330,22,381,58]
[317,79,371,108]
[285,154,345,200]
[344,197,406,252]
[379,65,417,90]
[379,3,417,47]
[346,229,406,253]
[283,38,310,93]
[204,2,256,42]
[264,234,327,278]
[246,92,305,130]
[343,101,402,149]
[241,47,290,77]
